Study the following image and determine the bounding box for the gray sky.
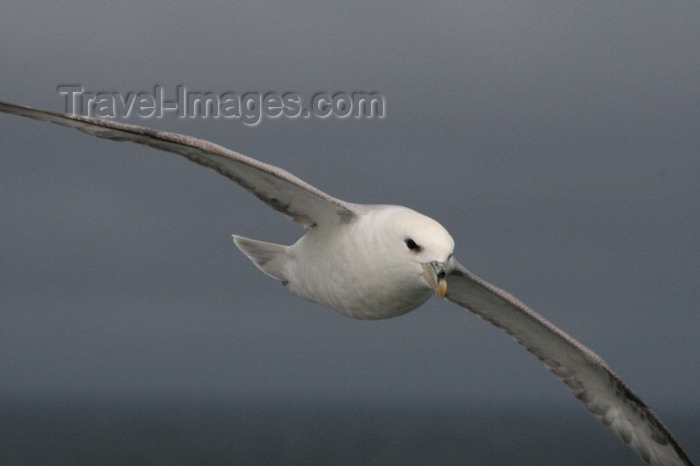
[1,0,698,458]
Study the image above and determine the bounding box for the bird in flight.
[0,101,692,466]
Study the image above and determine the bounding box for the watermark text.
[57,85,385,126]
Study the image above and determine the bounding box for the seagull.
[0,101,692,466]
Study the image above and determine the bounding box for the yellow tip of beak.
[437,279,447,298]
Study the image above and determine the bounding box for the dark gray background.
[1,1,698,460]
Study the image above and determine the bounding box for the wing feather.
[0,101,356,227]
[445,260,692,466]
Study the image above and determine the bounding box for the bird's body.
[237,204,454,319]
[0,101,692,466]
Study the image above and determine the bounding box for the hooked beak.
[422,261,448,298]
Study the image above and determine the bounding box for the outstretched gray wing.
[0,101,356,227]
[445,260,692,466]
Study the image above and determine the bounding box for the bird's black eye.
[404,238,422,252]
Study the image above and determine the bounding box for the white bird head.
[369,206,455,299]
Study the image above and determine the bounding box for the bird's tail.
[232,235,289,282]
